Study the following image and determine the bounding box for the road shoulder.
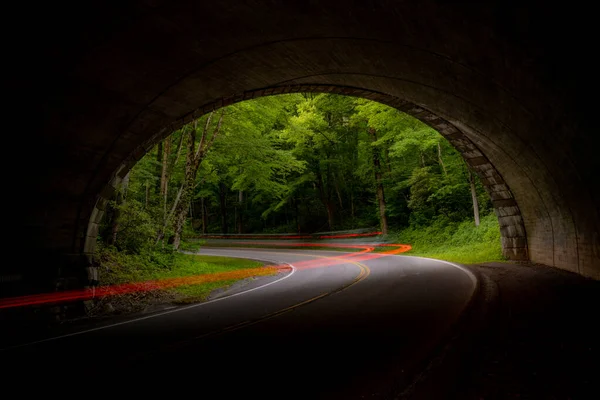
[397,261,599,399]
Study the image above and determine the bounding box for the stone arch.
[4,1,598,297]
[84,85,528,265]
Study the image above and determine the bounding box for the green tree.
[100,93,494,254]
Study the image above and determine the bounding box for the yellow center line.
[132,253,371,357]
[205,256,370,338]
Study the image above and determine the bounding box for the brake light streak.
[0,241,411,310]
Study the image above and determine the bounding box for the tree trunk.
[160,137,171,196]
[156,184,183,246]
[172,153,197,249]
[172,111,225,249]
[437,142,447,176]
[237,190,244,234]
[219,182,228,234]
[468,168,481,227]
[155,141,163,194]
[109,172,130,245]
[315,164,334,231]
[200,197,205,234]
[294,197,300,233]
[161,139,171,237]
[155,130,184,246]
[375,180,388,234]
[332,172,344,226]
[369,127,388,235]
[325,202,335,231]
[204,198,209,234]
[333,172,344,209]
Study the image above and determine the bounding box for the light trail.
[186,231,383,240]
[0,241,411,310]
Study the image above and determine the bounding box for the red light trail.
[0,240,411,310]
[187,231,383,240]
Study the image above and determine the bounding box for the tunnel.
[3,0,599,297]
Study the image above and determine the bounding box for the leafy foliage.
[392,213,504,263]
[98,93,501,266]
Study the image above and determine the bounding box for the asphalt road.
[1,248,476,399]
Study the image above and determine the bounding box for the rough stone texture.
[86,86,529,265]
[3,0,599,293]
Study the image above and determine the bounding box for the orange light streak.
[0,242,411,310]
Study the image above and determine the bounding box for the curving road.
[1,248,476,399]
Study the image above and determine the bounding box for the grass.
[189,241,367,253]
[171,279,240,304]
[180,214,506,265]
[403,241,504,264]
[88,214,503,317]
[390,213,507,264]
[96,247,277,304]
[144,254,265,279]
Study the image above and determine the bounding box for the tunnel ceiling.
[5,0,599,280]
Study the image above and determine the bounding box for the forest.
[94,93,503,306]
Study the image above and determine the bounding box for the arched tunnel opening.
[3,1,598,297]
[3,2,598,298]
[82,91,502,305]
[86,87,520,268]
[1,1,598,398]
[12,73,597,299]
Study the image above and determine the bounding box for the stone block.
[86,222,99,238]
[466,156,489,166]
[489,190,514,200]
[498,215,523,227]
[500,224,527,238]
[496,205,521,217]
[502,236,528,248]
[503,246,529,260]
